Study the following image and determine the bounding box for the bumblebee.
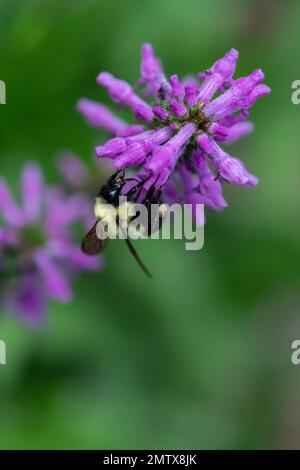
[81,169,167,277]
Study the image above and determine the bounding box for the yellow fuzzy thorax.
[94,197,138,238]
[94,197,136,220]
[94,197,168,239]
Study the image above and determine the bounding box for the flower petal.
[33,249,72,302]
[21,163,44,223]
[197,134,258,186]
[12,274,46,326]
[77,98,128,134]
[45,188,93,237]
[97,72,154,122]
[145,123,196,175]
[0,227,19,247]
[56,152,89,188]
[193,152,227,209]
[0,178,25,227]
[225,121,254,145]
[198,48,239,104]
[138,43,171,99]
[48,239,102,271]
[204,69,265,121]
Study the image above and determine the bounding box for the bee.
[81,169,167,278]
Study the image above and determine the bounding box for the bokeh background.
[1,0,300,450]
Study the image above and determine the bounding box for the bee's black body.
[98,169,127,206]
[81,169,166,277]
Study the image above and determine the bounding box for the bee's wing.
[81,222,109,255]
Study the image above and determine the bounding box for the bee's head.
[98,169,127,205]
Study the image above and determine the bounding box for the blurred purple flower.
[0,163,101,326]
[78,44,270,224]
[55,150,116,207]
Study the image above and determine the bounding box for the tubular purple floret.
[97,72,154,122]
[77,98,128,133]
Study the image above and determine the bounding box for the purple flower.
[77,98,128,134]
[97,72,154,122]
[78,44,270,223]
[0,163,101,326]
[56,151,90,190]
[56,150,114,197]
[138,43,172,99]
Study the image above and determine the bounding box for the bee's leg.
[124,237,152,279]
[143,182,162,236]
[125,175,151,199]
[141,173,162,205]
[156,189,163,204]
[136,172,164,203]
[143,185,155,203]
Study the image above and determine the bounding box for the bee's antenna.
[124,177,140,183]
[124,238,152,279]
[107,168,126,185]
[119,168,126,178]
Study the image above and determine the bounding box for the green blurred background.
[1,0,300,450]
